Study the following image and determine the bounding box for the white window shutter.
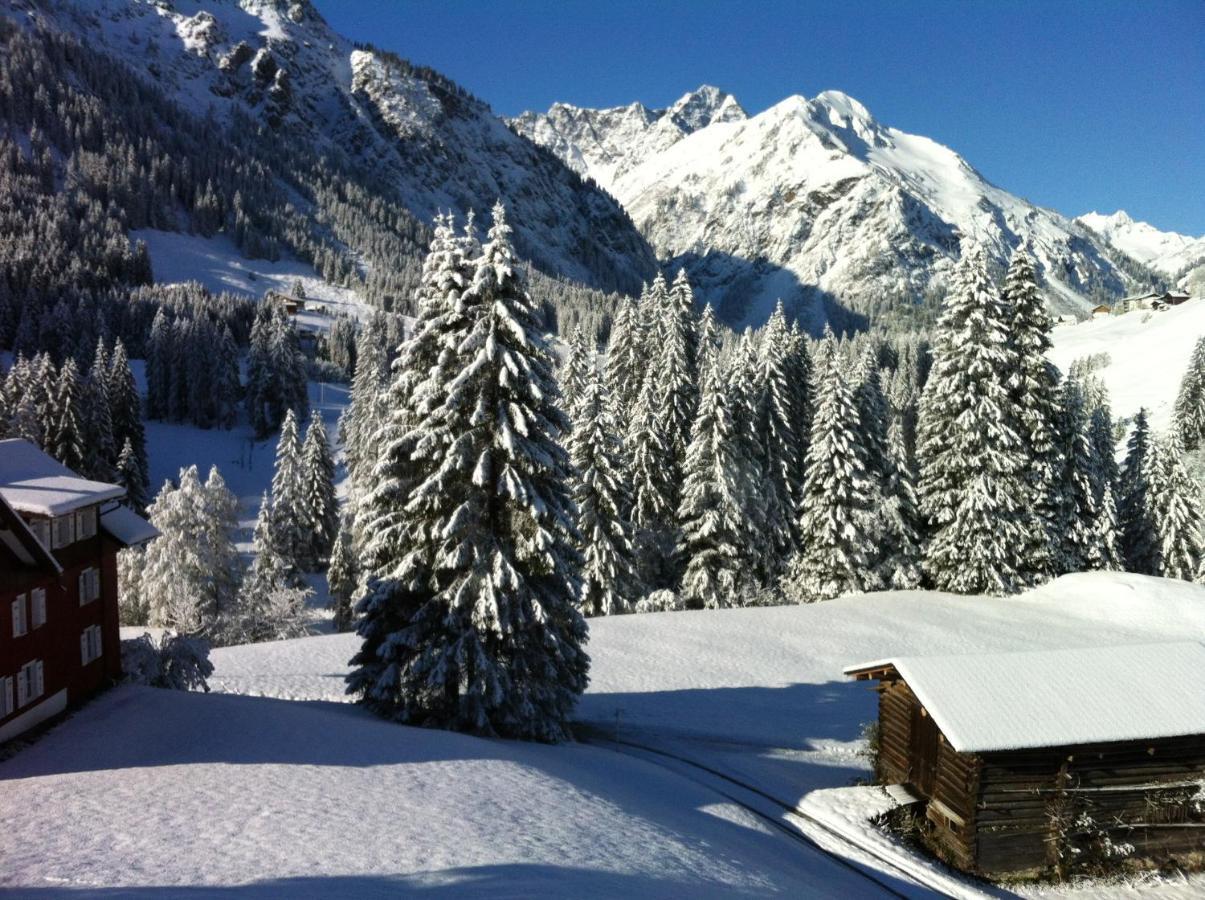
[31,589,46,628]
[93,568,101,602]
[95,626,103,660]
[11,598,20,637]
[78,572,87,605]
[81,631,90,665]
[2,676,12,717]
[33,660,43,697]
[16,668,27,707]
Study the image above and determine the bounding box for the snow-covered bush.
[633,590,685,613]
[121,631,214,692]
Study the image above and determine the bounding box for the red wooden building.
[0,439,157,743]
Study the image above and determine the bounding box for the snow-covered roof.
[845,642,1205,753]
[0,492,61,574]
[0,439,126,516]
[100,505,159,548]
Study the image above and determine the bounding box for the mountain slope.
[516,88,1160,328]
[23,0,655,295]
[1077,210,1205,290]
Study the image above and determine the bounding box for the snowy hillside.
[514,88,1159,328]
[17,0,655,294]
[1049,297,1205,431]
[1077,210,1205,287]
[7,573,1202,896]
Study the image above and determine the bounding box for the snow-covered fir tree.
[1144,431,1205,581]
[1118,408,1158,573]
[603,296,642,422]
[107,339,148,495]
[917,248,1033,594]
[47,356,86,474]
[1002,248,1061,576]
[124,466,241,635]
[116,437,148,515]
[268,409,306,574]
[881,416,924,589]
[560,324,592,425]
[626,369,678,587]
[246,300,308,437]
[298,411,338,570]
[1053,376,1099,573]
[232,492,312,643]
[756,302,806,568]
[655,270,699,467]
[678,354,760,608]
[347,202,588,742]
[326,516,358,633]
[82,338,117,481]
[1173,335,1205,451]
[785,331,880,602]
[569,370,639,616]
[1085,482,1123,572]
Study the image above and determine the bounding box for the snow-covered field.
[4,573,1203,896]
[1049,298,1205,431]
[132,229,368,328]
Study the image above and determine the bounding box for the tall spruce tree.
[1144,431,1205,581]
[603,297,642,422]
[1002,249,1061,577]
[347,203,588,742]
[756,302,806,565]
[327,515,358,633]
[269,409,305,574]
[1173,336,1205,450]
[569,371,639,616]
[882,417,924,589]
[1118,409,1158,573]
[1053,377,1099,573]
[561,324,592,425]
[678,356,760,608]
[48,357,87,473]
[107,339,148,494]
[299,411,338,570]
[785,332,880,602]
[116,437,148,515]
[917,248,1032,594]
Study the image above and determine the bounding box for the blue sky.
[314,0,1205,235]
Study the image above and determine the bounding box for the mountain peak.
[667,85,746,130]
[810,89,874,124]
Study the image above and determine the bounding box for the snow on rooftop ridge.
[846,641,1205,753]
[0,439,125,517]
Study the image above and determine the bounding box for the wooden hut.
[845,643,1205,879]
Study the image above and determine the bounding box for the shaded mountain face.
[31,0,655,295]
[515,87,1159,329]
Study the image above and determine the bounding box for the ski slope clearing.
[1049,298,1205,431]
[132,229,368,328]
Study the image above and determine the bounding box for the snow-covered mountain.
[1076,211,1205,286]
[25,0,655,294]
[509,86,747,190]
[514,88,1160,328]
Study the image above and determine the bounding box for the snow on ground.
[1049,298,1205,431]
[132,229,369,327]
[0,689,892,897]
[4,574,1203,895]
[193,572,1205,897]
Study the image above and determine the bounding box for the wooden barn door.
[910,703,940,797]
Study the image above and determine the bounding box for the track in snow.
[579,728,1004,900]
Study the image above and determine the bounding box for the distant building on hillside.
[1091,304,1112,318]
[266,290,307,316]
[846,644,1205,880]
[1123,289,1194,312]
[0,440,157,743]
